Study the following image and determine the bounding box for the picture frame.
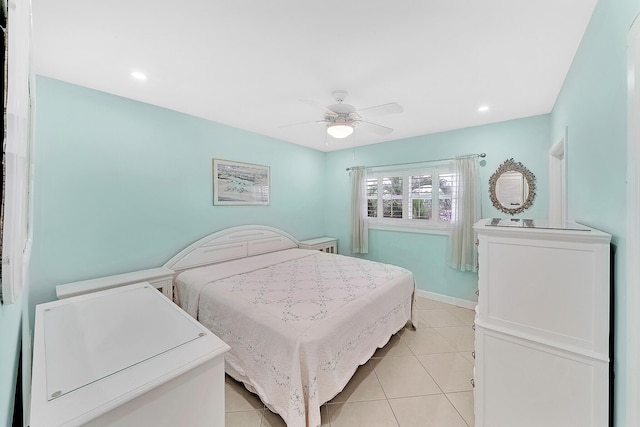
[212,159,270,206]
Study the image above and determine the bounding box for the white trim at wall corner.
[626,14,640,427]
[415,289,477,310]
[549,127,568,225]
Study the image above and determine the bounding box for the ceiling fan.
[281,91,403,139]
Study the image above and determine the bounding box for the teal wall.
[0,296,22,426]
[324,115,550,302]
[550,0,639,424]
[29,76,327,310]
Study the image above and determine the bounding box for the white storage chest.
[30,283,230,426]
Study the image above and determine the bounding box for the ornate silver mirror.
[489,158,536,215]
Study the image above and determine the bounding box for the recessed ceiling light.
[131,71,147,81]
[478,105,490,112]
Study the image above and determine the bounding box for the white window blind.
[366,165,455,231]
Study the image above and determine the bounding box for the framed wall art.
[212,159,270,206]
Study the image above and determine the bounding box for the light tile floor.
[225,296,475,427]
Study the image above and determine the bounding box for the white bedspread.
[175,249,415,427]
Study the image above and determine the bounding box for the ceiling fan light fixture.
[327,123,354,139]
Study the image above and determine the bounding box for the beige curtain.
[350,167,368,254]
[447,157,480,272]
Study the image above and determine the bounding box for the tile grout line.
[444,392,473,427]
[372,355,403,427]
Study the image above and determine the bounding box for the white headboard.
[163,225,299,272]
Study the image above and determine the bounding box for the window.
[367,165,455,231]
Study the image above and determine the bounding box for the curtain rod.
[345,153,486,172]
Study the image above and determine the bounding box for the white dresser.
[30,283,230,427]
[473,218,611,427]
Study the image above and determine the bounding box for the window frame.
[366,164,455,233]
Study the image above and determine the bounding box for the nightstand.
[56,266,175,300]
[298,237,338,253]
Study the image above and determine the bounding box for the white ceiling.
[31,0,597,152]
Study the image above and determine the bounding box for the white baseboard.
[415,289,477,310]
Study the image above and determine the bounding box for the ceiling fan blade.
[356,102,403,116]
[360,121,394,136]
[300,99,339,117]
[278,119,326,129]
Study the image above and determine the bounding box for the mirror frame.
[489,158,537,215]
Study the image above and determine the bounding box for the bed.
[164,226,416,427]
